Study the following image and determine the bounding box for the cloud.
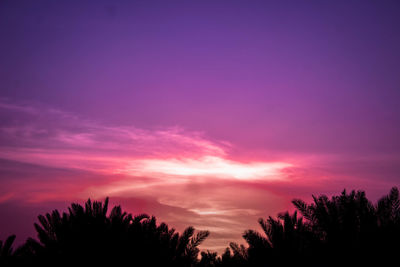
[119,156,291,181]
[0,99,226,158]
[1,99,398,253]
[0,100,298,252]
[0,99,292,182]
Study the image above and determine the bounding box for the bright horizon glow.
[1,0,400,254]
[119,156,292,181]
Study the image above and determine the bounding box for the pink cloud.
[0,99,294,183]
[0,99,398,253]
[119,156,291,181]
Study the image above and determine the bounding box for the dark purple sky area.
[1,0,400,252]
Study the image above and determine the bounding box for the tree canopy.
[1,187,399,266]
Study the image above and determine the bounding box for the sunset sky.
[1,0,400,252]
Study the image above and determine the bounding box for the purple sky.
[1,0,400,252]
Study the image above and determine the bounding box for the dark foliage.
[0,235,16,266]
[1,187,400,266]
[214,187,400,267]
[1,198,208,266]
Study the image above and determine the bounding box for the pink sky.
[1,0,400,253]
[0,100,397,252]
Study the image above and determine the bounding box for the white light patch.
[120,156,291,181]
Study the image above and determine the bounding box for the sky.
[1,0,400,252]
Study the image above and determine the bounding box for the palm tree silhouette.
[222,187,400,267]
[23,197,209,266]
[290,187,400,266]
[219,242,248,267]
[198,250,222,267]
[0,234,16,266]
[3,187,400,266]
[375,187,400,264]
[242,211,317,266]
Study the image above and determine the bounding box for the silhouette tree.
[242,211,318,266]
[197,250,222,267]
[3,188,400,266]
[218,242,248,267]
[0,235,16,265]
[209,187,400,267]
[0,235,16,257]
[292,189,381,265]
[20,197,209,266]
[375,187,400,264]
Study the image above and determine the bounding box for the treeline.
[1,187,400,266]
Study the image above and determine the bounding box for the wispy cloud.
[0,99,297,246]
[0,99,296,252]
[119,156,291,181]
[3,100,396,252]
[0,99,292,183]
